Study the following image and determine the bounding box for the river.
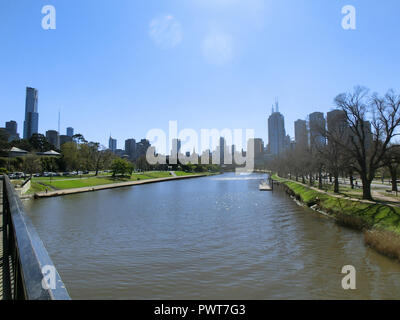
[24,172,400,299]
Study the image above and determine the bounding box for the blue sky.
[1,0,400,150]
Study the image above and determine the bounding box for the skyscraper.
[219,137,226,165]
[5,121,19,141]
[171,138,182,157]
[248,138,264,165]
[23,87,39,139]
[66,127,74,137]
[109,136,117,153]
[357,121,373,151]
[309,112,326,150]
[60,135,73,146]
[46,130,60,149]
[125,138,136,159]
[136,139,150,158]
[268,103,286,156]
[327,109,348,145]
[6,121,17,135]
[294,119,308,149]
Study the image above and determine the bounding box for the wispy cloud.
[202,32,234,65]
[149,14,183,49]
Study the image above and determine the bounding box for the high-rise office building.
[23,87,39,139]
[6,121,17,135]
[46,130,60,149]
[327,109,348,145]
[125,138,136,159]
[136,139,150,158]
[268,103,286,156]
[5,121,19,141]
[253,138,264,156]
[248,138,264,163]
[358,121,373,150]
[218,137,231,165]
[60,135,73,146]
[66,127,74,137]
[219,137,225,165]
[294,119,308,149]
[171,138,182,157]
[109,136,117,152]
[309,112,326,150]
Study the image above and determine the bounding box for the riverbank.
[273,175,400,262]
[34,173,212,198]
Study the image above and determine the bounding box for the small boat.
[259,180,272,191]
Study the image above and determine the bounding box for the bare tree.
[317,108,350,193]
[334,87,400,200]
[382,145,400,192]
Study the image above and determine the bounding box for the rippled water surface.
[25,173,400,299]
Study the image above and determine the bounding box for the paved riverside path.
[35,174,208,198]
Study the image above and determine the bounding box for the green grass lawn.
[27,181,52,194]
[29,171,204,191]
[33,172,112,181]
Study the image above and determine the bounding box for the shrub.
[0,167,8,174]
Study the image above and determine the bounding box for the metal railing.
[2,175,70,300]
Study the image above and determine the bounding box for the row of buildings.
[1,87,76,149]
[3,87,372,167]
[108,136,151,160]
[108,134,265,167]
[268,102,373,157]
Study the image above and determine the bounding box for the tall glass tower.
[268,102,286,156]
[23,87,39,139]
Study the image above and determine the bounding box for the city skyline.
[0,85,379,157]
[2,85,345,151]
[1,1,400,147]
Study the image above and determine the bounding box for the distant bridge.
[0,175,70,300]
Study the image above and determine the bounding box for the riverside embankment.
[34,173,210,198]
[273,175,400,262]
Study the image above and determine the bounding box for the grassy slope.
[272,175,400,235]
[27,181,52,194]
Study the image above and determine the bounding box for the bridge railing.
[2,175,70,300]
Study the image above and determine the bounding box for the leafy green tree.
[97,149,115,174]
[23,154,42,177]
[40,157,59,173]
[0,128,11,151]
[29,134,55,152]
[111,158,133,177]
[61,142,79,172]
[11,139,33,152]
[72,134,87,145]
[135,155,151,172]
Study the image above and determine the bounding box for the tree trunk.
[334,175,339,194]
[350,174,354,189]
[318,171,323,190]
[302,175,305,184]
[390,166,398,192]
[362,176,373,200]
